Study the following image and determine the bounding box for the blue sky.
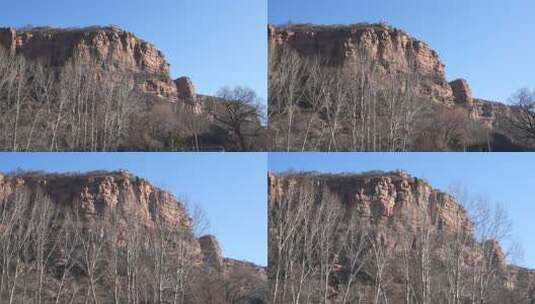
[269,153,535,268]
[0,0,267,100]
[269,0,535,103]
[0,153,267,266]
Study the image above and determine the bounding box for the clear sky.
[0,153,267,266]
[0,0,267,100]
[269,0,535,103]
[269,153,535,269]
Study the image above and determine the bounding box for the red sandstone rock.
[269,170,474,235]
[0,171,191,231]
[0,26,178,101]
[269,23,520,130]
[175,76,203,114]
[0,170,266,299]
[269,170,529,302]
[269,24,454,104]
[450,78,473,105]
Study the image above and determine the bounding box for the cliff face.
[0,170,267,302]
[268,171,535,303]
[0,170,191,230]
[0,170,260,272]
[2,27,169,72]
[269,23,514,128]
[269,24,454,104]
[269,170,474,234]
[0,26,199,104]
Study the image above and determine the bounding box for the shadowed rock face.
[0,26,180,101]
[199,235,225,270]
[0,27,168,73]
[175,76,197,101]
[269,24,454,104]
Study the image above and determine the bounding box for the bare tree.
[339,215,370,304]
[507,88,535,140]
[211,86,264,151]
[269,46,307,151]
[73,210,106,304]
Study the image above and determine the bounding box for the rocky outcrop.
[0,27,16,54]
[267,171,281,198]
[0,26,183,102]
[269,23,454,104]
[175,76,197,101]
[175,76,202,114]
[450,78,473,106]
[449,80,514,128]
[484,239,507,271]
[473,99,516,129]
[199,235,224,270]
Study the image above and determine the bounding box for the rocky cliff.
[0,170,191,230]
[0,26,198,105]
[0,170,261,275]
[269,170,535,301]
[269,170,474,235]
[0,170,267,302]
[269,23,454,104]
[269,23,513,127]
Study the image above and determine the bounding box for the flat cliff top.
[276,169,416,183]
[273,22,401,33]
[3,25,149,43]
[15,25,127,33]
[270,22,427,45]
[1,169,144,187]
[0,25,169,73]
